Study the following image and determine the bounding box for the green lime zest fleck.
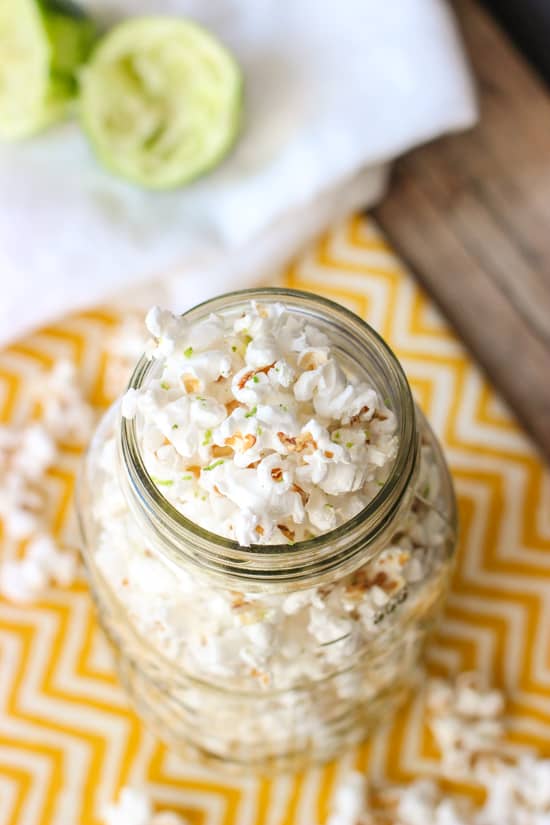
[231,345,237,352]
[376,480,385,487]
[422,484,430,497]
[384,397,392,409]
[160,381,170,390]
[332,431,341,441]
[184,346,193,358]
[202,429,212,446]
[152,477,174,486]
[279,403,288,412]
[244,334,252,345]
[346,441,353,448]
[245,406,257,418]
[257,426,263,435]
[204,460,225,471]
[172,424,179,429]
[252,375,259,384]
[182,474,193,481]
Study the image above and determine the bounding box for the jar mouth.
[119,287,418,584]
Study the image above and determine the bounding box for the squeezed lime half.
[0,0,96,140]
[80,17,243,190]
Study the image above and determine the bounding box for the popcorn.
[102,787,152,825]
[320,677,550,825]
[102,786,187,825]
[0,424,57,540]
[426,673,507,775]
[27,535,79,587]
[34,360,95,445]
[396,781,470,825]
[327,772,368,825]
[0,536,78,603]
[145,306,189,359]
[0,557,49,604]
[0,477,45,540]
[0,357,94,605]
[13,425,57,480]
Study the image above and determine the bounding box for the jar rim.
[119,287,418,584]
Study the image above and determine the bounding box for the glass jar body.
[77,290,457,770]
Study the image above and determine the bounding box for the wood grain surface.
[372,0,550,462]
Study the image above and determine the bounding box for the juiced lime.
[0,0,96,140]
[80,17,243,189]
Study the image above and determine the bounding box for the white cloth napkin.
[0,0,476,346]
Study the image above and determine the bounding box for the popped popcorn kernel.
[102,786,188,825]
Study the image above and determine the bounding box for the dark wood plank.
[372,0,550,462]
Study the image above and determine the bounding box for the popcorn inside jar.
[78,289,458,769]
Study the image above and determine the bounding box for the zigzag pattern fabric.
[0,215,548,825]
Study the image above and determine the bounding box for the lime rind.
[80,17,243,190]
[0,0,96,140]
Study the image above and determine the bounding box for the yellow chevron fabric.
[1,214,549,825]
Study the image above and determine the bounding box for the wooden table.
[372,0,550,462]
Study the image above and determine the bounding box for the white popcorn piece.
[0,537,78,605]
[327,772,368,825]
[101,786,188,825]
[426,673,507,776]
[0,358,92,605]
[397,779,445,825]
[14,425,57,480]
[0,558,49,604]
[0,489,44,540]
[0,423,57,540]
[27,535,78,588]
[34,360,95,445]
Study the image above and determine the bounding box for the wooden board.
[372,0,550,462]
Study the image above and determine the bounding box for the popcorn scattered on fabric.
[0,359,94,603]
[31,360,95,445]
[426,672,507,775]
[122,302,399,546]
[329,764,550,825]
[325,677,550,825]
[102,786,187,825]
[327,772,369,825]
[0,535,78,604]
[0,424,57,540]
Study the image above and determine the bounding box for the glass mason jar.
[77,288,457,771]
